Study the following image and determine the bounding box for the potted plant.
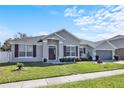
[114,55,119,61]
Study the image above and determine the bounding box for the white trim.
[11,43,42,45]
[43,40,47,42]
[43,32,65,40]
[18,57,34,58]
[106,40,117,49]
[59,41,63,44]
[54,33,65,40]
[65,45,77,57]
[18,44,34,58]
[48,45,57,61]
[66,45,77,46]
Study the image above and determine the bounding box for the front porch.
[42,33,65,62]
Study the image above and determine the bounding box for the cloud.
[64,6,84,17]
[39,31,49,35]
[64,5,124,41]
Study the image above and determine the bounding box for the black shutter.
[83,48,86,54]
[64,46,66,57]
[15,44,18,57]
[76,46,78,56]
[33,45,36,57]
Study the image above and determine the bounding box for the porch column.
[59,41,63,58]
[112,50,115,60]
[78,45,80,58]
[43,40,48,60]
[93,49,96,60]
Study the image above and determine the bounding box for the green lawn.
[0,62,124,84]
[46,74,124,88]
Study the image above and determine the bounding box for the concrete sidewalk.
[1,69,124,88]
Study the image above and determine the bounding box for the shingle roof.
[10,29,124,49]
[79,39,95,48]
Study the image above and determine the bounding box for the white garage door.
[96,50,112,60]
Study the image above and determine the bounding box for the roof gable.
[95,41,116,50]
[56,29,79,41]
[42,32,65,41]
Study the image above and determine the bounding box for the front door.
[49,46,56,60]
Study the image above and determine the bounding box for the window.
[83,48,86,54]
[19,45,33,57]
[66,46,76,57]
[80,48,86,57]
[19,45,25,57]
[27,45,33,57]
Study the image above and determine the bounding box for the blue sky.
[0,5,124,44]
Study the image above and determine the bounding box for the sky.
[0,5,124,44]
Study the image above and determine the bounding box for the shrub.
[59,57,76,62]
[43,58,47,62]
[114,55,119,61]
[80,57,89,61]
[16,63,24,70]
[75,58,81,62]
[88,56,93,61]
[97,59,103,64]
[95,55,99,61]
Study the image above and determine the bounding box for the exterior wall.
[56,30,79,45]
[79,45,94,57]
[11,44,43,62]
[110,38,124,48]
[95,41,115,50]
[86,45,94,57]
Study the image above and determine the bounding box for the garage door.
[115,48,124,60]
[96,50,112,60]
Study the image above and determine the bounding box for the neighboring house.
[10,29,124,62]
[95,35,124,60]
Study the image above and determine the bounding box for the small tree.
[0,38,12,51]
[16,63,24,70]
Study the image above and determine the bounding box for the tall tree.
[14,32,27,39]
[0,32,28,51]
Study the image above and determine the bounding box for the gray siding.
[80,45,94,57]
[110,38,124,48]
[95,41,115,50]
[56,30,79,45]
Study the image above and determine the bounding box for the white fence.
[0,51,13,63]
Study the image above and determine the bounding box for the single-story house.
[10,29,124,62]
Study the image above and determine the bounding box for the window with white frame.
[66,46,76,57]
[80,48,86,57]
[19,45,33,57]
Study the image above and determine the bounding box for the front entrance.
[48,46,57,61]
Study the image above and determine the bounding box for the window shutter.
[76,46,78,56]
[15,44,18,57]
[33,45,36,57]
[83,48,86,54]
[63,46,66,57]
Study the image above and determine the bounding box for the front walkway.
[1,69,124,88]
